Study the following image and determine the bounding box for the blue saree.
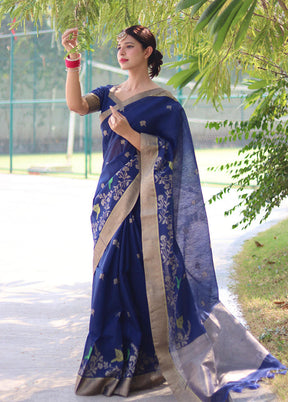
[75,85,286,401]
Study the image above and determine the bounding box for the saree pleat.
[76,198,165,396]
[75,85,286,401]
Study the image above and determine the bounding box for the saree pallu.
[75,85,286,401]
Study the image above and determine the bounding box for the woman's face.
[117,35,150,71]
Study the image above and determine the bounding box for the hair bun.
[154,49,163,65]
[149,48,163,79]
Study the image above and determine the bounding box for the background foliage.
[1,0,288,228]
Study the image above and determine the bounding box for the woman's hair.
[118,25,163,79]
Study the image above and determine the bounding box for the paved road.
[1,174,287,402]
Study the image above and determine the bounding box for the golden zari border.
[83,93,101,114]
[140,133,200,402]
[93,173,140,273]
[99,87,177,123]
[75,371,165,397]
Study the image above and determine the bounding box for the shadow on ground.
[0,281,91,401]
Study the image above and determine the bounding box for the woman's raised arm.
[62,28,89,115]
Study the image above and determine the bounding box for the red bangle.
[65,55,81,69]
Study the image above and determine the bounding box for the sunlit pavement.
[1,173,287,402]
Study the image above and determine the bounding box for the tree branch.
[260,0,268,12]
[277,0,288,12]
[240,51,283,69]
[257,66,288,79]
[240,51,288,79]
[253,12,286,29]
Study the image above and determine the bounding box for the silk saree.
[75,85,286,401]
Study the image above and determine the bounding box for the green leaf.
[212,0,240,34]
[234,0,257,48]
[167,67,199,88]
[166,56,197,69]
[194,0,227,33]
[176,0,207,12]
[244,88,265,108]
[247,79,268,90]
[212,0,243,52]
[191,0,207,17]
[212,0,255,35]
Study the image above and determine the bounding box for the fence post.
[84,50,89,179]
[33,34,38,152]
[9,33,14,173]
[88,50,92,175]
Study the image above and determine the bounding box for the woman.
[62,25,286,401]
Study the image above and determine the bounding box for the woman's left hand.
[108,106,131,136]
[108,106,141,151]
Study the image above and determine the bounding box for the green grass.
[231,219,288,400]
[0,152,103,178]
[0,148,240,183]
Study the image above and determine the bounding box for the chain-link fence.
[0,21,250,178]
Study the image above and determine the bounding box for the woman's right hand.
[62,28,79,58]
